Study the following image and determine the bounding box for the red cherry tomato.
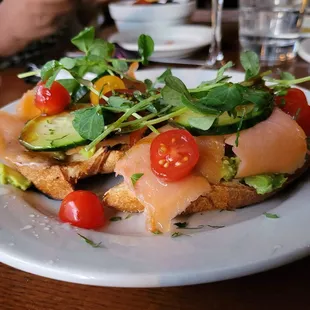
[35,81,70,115]
[150,129,200,182]
[59,190,105,229]
[275,88,310,136]
[130,127,148,146]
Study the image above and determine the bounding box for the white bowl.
[108,0,196,33]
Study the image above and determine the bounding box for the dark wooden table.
[1,11,310,310]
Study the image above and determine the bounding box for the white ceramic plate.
[0,68,310,288]
[108,25,212,59]
[298,38,310,63]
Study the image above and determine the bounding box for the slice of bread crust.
[12,145,128,200]
[103,162,309,214]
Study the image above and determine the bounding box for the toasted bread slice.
[103,162,309,214]
[12,145,128,200]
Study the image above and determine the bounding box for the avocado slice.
[0,163,32,191]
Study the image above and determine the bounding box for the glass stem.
[206,0,224,67]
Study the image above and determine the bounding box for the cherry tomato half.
[59,190,105,229]
[150,130,200,182]
[35,81,70,115]
[275,88,310,136]
[90,76,126,105]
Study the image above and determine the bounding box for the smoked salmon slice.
[225,108,307,178]
[195,136,225,184]
[115,133,211,232]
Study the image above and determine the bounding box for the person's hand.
[0,0,75,56]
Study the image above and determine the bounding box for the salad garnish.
[77,233,102,248]
[17,27,310,160]
[264,212,280,219]
[109,216,122,222]
[131,173,144,186]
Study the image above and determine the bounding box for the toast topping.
[115,133,211,232]
[225,108,307,178]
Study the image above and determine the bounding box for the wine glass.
[205,0,224,67]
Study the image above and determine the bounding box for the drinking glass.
[239,0,309,64]
[205,0,224,67]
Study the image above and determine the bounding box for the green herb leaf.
[60,57,77,70]
[72,106,105,140]
[77,233,102,248]
[202,84,243,112]
[241,87,274,107]
[144,79,153,90]
[138,34,154,65]
[71,27,95,53]
[174,222,188,228]
[110,216,122,222]
[240,51,260,80]
[161,86,183,107]
[216,61,234,83]
[112,59,128,73]
[171,232,185,238]
[108,96,132,109]
[181,95,219,115]
[165,76,191,100]
[207,225,225,229]
[57,79,80,94]
[152,230,163,235]
[40,60,62,82]
[131,173,144,186]
[280,71,295,80]
[174,222,205,229]
[45,67,62,89]
[264,212,280,219]
[156,68,172,84]
[125,214,133,219]
[188,115,217,130]
[89,39,115,58]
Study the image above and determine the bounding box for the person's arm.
[0,0,75,57]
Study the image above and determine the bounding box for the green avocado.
[221,157,240,181]
[244,174,287,195]
[0,163,32,191]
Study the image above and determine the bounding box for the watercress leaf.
[89,39,115,58]
[280,71,295,80]
[110,216,122,222]
[216,61,234,82]
[40,60,62,82]
[108,96,132,109]
[45,67,62,89]
[144,78,153,90]
[240,51,260,80]
[182,95,219,115]
[57,79,80,94]
[112,59,128,72]
[161,85,183,107]
[242,87,273,107]
[72,106,105,140]
[71,27,95,53]
[188,115,217,130]
[131,173,144,186]
[202,84,243,112]
[165,76,191,99]
[156,68,172,84]
[59,57,76,70]
[138,34,154,65]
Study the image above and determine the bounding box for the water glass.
[239,0,309,63]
